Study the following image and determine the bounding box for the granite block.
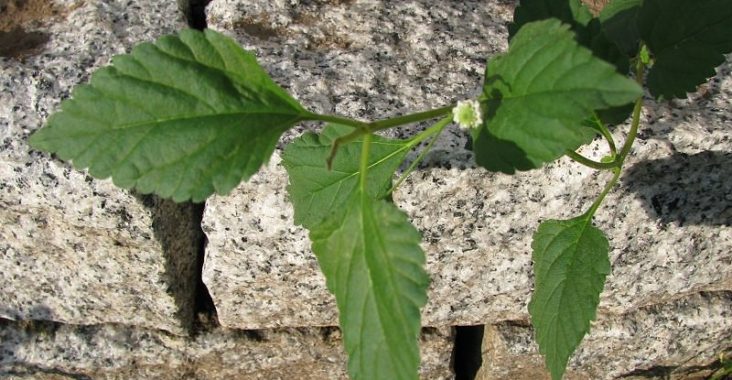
[202,0,732,334]
[0,0,201,334]
[0,320,454,379]
[475,291,732,379]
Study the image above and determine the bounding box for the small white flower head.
[452,100,483,130]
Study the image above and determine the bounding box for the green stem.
[592,113,617,155]
[617,96,643,161]
[585,167,621,218]
[585,44,647,218]
[387,116,451,195]
[565,150,617,170]
[303,112,370,129]
[617,50,646,162]
[327,127,368,169]
[359,133,372,192]
[306,105,453,132]
[368,105,454,131]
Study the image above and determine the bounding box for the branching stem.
[305,105,453,132]
[585,44,647,218]
[587,113,617,155]
[387,116,451,195]
[565,150,617,170]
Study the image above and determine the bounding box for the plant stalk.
[359,133,372,192]
[387,116,451,195]
[565,150,617,170]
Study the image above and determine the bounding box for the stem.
[359,133,372,192]
[327,127,368,170]
[592,113,617,155]
[303,112,370,129]
[387,116,451,195]
[585,167,621,218]
[617,96,643,161]
[368,105,454,132]
[585,44,647,219]
[617,51,646,162]
[565,150,617,170]
[306,105,453,133]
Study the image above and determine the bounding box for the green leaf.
[509,0,594,38]
[638,0,732,99]
[29,28,306,202]
[599,0,642,56]
[530,215,610,380]
[508,0,634,126]
[282,124,412,229]
[310,191,429,380]
[474,19,642,173]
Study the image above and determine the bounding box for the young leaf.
[474,19,642,173]
[310,191,429,380]
[29,29,307,202]
[282,124,412,229]
[529,215,611,380]
[509,0,594,38]
[638,0,732,99]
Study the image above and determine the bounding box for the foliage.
[29,0,732,379]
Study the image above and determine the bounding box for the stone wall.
[1,0,730,379]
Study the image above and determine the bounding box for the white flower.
[452,100,483,130]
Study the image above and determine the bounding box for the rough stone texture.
[475,291,732,380]
[0,320,454,379]
[203,0,731,351]
[0,0,202,334]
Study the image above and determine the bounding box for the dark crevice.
[177,0,212,30]
[452,325,485,380]
[173,0,218,335]
[190,202,219,335]
[618,347,732,379]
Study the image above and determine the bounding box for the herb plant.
[28,0,732,379]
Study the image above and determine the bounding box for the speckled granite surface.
[202,0,731,334]
[476,291,732,380]
[0,0,202,334]
[0,319,454,380]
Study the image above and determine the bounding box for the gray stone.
[0,0,201,334]
[202,0,732,347]
[475,291,732,379]
[0,320,454,379]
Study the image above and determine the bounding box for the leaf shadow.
[622,151,732,227]
[133,193,206,334]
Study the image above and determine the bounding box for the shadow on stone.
[0,28,49,58]
[622,151,732,226]
[134,194,206,335]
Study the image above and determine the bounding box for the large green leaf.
[29,29,307,202]
[599,0,642,56]
[474,19,642,173]
[508,1,635,126]
[639,0,732,99]
[310,191,429,380]
[529,215,611,380]
[282,124,412,229]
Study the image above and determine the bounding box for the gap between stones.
[177,1,488,377]
[452,325,485,380]
[177,0,218,335]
